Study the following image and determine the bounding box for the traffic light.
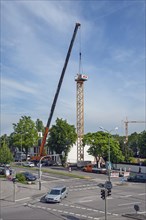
[101,189,105,200]
[107,189,111,196]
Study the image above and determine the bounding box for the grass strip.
[12,165,91,179]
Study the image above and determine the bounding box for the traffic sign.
[98,183,105,188]
[105,181,112,189]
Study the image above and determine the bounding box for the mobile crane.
[31,23,81,163]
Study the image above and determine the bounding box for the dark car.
[22,172,37,181]
[127,174,146,183]
[0,167,5,175]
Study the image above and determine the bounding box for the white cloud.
[1,0,145,136]
[2,78,36,94]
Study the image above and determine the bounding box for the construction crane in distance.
[124,118,146,143]
[31,23,81,163]
[75,46,88,161]
[75,74,88,161]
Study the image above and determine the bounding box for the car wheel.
[65,193,68,198]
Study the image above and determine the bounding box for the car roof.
[51,186,66,190]
[23,172,32,174]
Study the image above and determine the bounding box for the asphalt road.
[1,166,146,220]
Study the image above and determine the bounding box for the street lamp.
[99,126,118,181]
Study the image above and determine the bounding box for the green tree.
[0,142,13,164]
[0,134,9,147]
[116,135,133,162]
[138,131,146,158]
[128,132,139,156]
[83,131,124,166]
[35,119,45,147]
[83,132,104,167]
[12,116,38,158]
[35,119,44,132]
[47,118,77,165]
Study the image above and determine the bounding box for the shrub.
[142,160,146,166]
[129,157,138,163]
[16,173,26,183]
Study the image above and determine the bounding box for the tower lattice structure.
[75,74,88,161]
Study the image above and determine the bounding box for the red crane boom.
[31,23,81,162]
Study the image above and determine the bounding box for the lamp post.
[21,134,22,166]
[38,156,46,190]
[38,155,53,190]
[38,153,65,190]
[99,126,118,181]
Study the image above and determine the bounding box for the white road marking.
[69,183,98,188]
[60,203,119,216]
[138,193,146,195]
[15,197,30,202]
[27,203,118,219]
[69,186,97,191]
[119,195,132,198]
[81,200,93,203]
[41,174,60,180]
[118,202,141,206]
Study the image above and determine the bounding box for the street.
[1,167,146,220]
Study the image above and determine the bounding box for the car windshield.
[24,173,32,176]
[50,189,60,195]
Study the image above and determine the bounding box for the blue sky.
[1,0,146,136]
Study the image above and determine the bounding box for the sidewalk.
[0,178,47,206]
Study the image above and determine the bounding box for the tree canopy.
[138,131,146,158]
[12,116,38,157]
[47,118,77,165]
[83,131,124,165]
[0,141,13,164]
[0,114,146,164]
[35,119,44,133]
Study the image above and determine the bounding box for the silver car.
[45,186,68,203]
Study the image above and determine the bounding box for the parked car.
[127,174,146,183]
[22,172,37,181]
[45,186,68,203]
[37,160,56,167]
[23,162,35,167]
[0,166,13,176]
[0,167,5,175]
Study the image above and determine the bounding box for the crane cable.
[78,26,83,74]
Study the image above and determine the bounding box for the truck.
[83,164,107,174]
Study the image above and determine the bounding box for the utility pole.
[105,189,107,220]
[100,181,112,220]
[12,178,17,202]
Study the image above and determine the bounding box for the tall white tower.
[75,74,88,161]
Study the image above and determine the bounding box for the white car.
[45,186,68,203]
[23,162,35,167]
